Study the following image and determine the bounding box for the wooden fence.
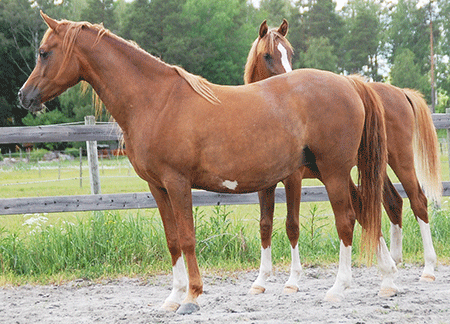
[1,113,450,216]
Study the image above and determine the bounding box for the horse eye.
[39,50,50,60]
[264,53,272,61]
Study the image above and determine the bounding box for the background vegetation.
[0,0,449,135]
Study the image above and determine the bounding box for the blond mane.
[244,29,293,84]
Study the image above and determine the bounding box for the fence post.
[447,108,450,181]
[79,147,83,189]
[85,116,101,194]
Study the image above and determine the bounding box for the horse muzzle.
[18,86,45,112]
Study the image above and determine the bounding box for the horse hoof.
[420,273,435,282]
[283,285,299,294]
[249,285,265,295]
[176,302,200,315]
[378,287,397,298]
[324,292,344,302]
[161,300,180,312]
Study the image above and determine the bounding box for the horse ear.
[259,20,268,38]
[278,19,289,37]
[40,10,59,31]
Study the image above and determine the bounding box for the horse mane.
[244,28,293,84]
[45,20,220,110]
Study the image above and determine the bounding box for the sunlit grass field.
[0,153,449,285]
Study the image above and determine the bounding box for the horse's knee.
[286,221,299,242]
[260,219,273,241]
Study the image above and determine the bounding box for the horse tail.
[403,88,442,204]
[347,75,387,262]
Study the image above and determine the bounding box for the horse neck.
[78,32,178,130]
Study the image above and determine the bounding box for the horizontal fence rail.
[0,123,121,144]
[0,114,449,216]
[1,182,450,216]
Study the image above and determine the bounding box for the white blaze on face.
[222,180,238,190]
[277,43,292,73]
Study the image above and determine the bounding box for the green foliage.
[390,49,430,101]
[22,109,70,126]
[194,206,260,267]
[179,0,260,85]
[388,0,434,75]
[259,0,292,25]
[340,0,381,78]
[80,0,116,30]
[0,0,43,126]
[28,149,49,162]
[301,37,338,72]
[0,211,170,278]
[2,202,448,282]
[300,204,329,251]
[64,147,81,158]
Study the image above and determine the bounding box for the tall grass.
[1,202,448,285]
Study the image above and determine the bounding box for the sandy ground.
[1,264,449,324]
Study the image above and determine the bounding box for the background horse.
[244,19,441,295]
[19,12,391,313]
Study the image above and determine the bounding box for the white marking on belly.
[222,180,238,190]
[277,43,292,73]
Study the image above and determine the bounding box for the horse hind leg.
[395,167,437,281]
[321,175,356,302]
[282,170,304,294]
[411,188,437,282]
[383,177,404,265]
[249,185,277,295]
[377,236,399,297]
[350,179,399,297]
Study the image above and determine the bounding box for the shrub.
[29,149,49,162]
[64,147,81,158]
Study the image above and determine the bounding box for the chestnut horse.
[20,13,390,313]
[244,19,441,295]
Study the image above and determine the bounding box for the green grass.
[0,155,449,285]
[0,157,148,198]
[1,201,449,285]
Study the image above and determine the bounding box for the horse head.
[19,11,84,112]
[244,19,293,84]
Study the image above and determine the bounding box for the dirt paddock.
[1,264,449,323]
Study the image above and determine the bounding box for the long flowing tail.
[347,75,388,261]
[403,88,442,204]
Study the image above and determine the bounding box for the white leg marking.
[163,255,188,310]
[377,236,399,297]
[390,222,403,264]
[325,241,352,302]
[222,180,238,190]
[283,243,302,293]
[250,246,272,294]
[418,219,437,281]
[277,43,292,73]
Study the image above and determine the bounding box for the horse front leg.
[148,184,188,313]
[163,179,203,315]
[249,185,276,295]
[282,170,304,294]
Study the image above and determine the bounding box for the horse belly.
[193,136,305,193]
